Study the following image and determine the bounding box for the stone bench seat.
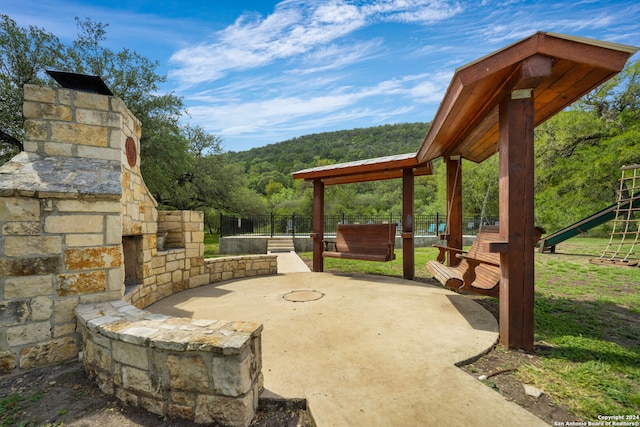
[75,300,263,427]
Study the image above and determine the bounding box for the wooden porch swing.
[322,223,397,262]
[424,153,545,296]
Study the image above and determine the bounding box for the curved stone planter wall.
[124,254,278,309]
[75,300,263,427]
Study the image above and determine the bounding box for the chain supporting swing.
[591,164,640,266]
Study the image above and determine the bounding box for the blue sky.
[4,1,640,152]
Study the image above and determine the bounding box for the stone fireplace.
[0,83,209,371]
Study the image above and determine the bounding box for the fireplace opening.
[122,235,142,292]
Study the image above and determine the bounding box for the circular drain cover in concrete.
[283,290,324,302]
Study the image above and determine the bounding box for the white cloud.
[364,0,464,23]
[294,39,385,74]
[184,70,448,143]
[169,1,366,85]
[169,0,463,86]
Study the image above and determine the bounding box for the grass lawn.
[300,238,640,420]
[204,233,219,258]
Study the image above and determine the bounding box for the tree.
[0,15,241,215]
[462,155,499,220]
[0,15,65,161]
[534,59,640,231]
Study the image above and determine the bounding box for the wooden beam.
[321,163,432,186]
[312,179,324,272]
[402,168,414,280]
[446,157,463,267]
[496,90,537,351]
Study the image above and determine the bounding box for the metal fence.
[220,213,498,237]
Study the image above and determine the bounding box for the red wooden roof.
[417,32,638,164]
[292,153,432,185]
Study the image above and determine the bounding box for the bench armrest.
[323,239,336,251]
[432,244,465,263]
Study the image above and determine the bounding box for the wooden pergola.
[293,153,433,280]
[293,32,638,350]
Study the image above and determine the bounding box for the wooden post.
[446,156,463,266]
[492,55,552,350]
[402,168,415,280]
[497,92,536,351]
[312,179,324,272]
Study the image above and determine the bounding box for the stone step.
[267,238,295,253]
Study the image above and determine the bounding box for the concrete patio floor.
[147,254,547,426]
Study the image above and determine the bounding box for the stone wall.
[204,255,277,283]
[75,300,262,426]
[124,210,209,310]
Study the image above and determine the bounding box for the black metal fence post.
[291,213,296,238]
[270,212,274,238]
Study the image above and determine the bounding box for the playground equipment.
[590,165,640,266]
[538,202,623,253]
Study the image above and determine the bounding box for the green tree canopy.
[0,15,65,160]
[0,14,254,216]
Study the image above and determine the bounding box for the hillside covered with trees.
[1,14,638,235]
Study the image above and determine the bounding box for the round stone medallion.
[125,136,137,167]
[283,290,324,302]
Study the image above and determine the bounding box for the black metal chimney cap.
[46,70,113,96]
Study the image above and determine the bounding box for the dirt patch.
[458,294,581,425]
[458,343,579,425]
[0,361,312,427]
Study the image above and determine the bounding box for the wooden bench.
[426,226,544,297]
[323,223,396,262]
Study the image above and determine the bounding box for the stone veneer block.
[56,270,107,296]
[19,337,77,370]
[45,214,105,234]
[166,354,209,392]
[41,104,72,121]
[66,234,104,247]
[23,85,55,103]
[74,91,109,110]
[7,322,51,347]
[64,246,122,270]
[57,200,121,213]
[4,236,62,256]
[0,197,40,221]
[112,340,149,370]
[4,275,52,298]
[75,109,121,128]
